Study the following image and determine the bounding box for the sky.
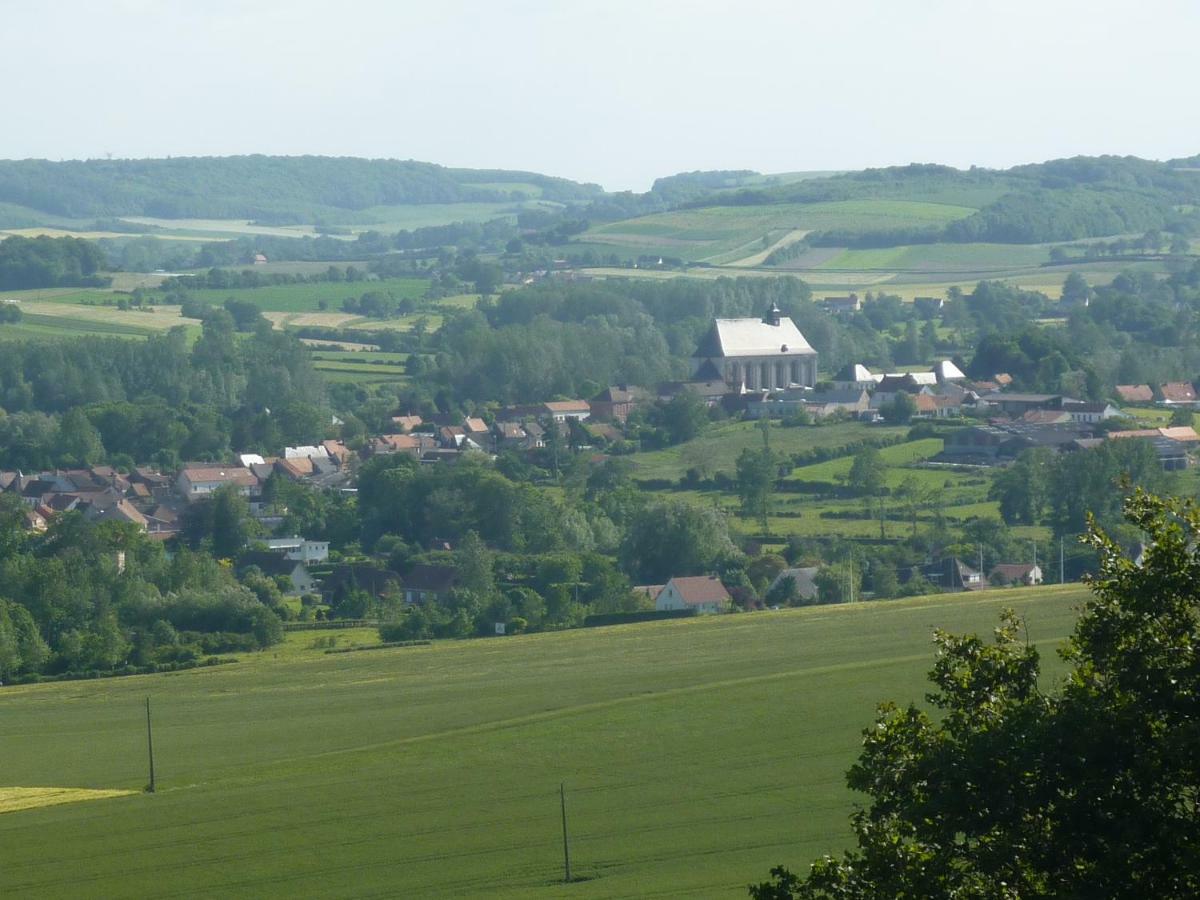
[1,0,1196,192]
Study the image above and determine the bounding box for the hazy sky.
[2,0,1196,191]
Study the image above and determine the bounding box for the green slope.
[0,585,1084,898]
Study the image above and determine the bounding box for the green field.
[0,586,1086,898]
[581,201,978,265]
[632,420,909,482]
[176,277,430,313]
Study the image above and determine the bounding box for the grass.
[581,201,978,264]
[0,585,1086,898]
[632,420,908,482]
[175,277,430,313]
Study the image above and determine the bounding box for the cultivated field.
[176,277,429,313]
[0,586,1086,898]
[582,200,977,265]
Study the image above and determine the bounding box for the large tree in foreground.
[752,489,1200,899]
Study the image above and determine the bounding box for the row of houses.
[638,558,1047,615]
[1114,382,1199,407]
[942,422,1200,468]
[2,466,177,536]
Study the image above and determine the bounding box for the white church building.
[692,303,818,391]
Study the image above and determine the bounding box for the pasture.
[582,200,977,264]
[0,585,1086,898]
[631,420,909,482]
[174,277,430,313]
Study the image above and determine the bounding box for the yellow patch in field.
[0,787,137,815]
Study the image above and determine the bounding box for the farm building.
[655,576,731,615]
[989,563,1044,587]
[692,303,818,392]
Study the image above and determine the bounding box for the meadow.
[631,420,909,482]
[170,277,430,313]
[582,200,978,265]
[0,585,1087,898]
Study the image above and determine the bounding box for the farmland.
[581,200,978,265]
[0,584,1086,898]
[164,277,430,313]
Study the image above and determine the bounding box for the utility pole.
[145,697,156,794]
[559,782,572,883]
[1060,536,1065,585]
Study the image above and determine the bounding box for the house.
[922,558,988,592]
[589,385,645,422]
[633,584,664,604]
[1107,426,1200,470]
[175,466,259,502]
[1060,400,1122,424]
[658,379,733,408]
[932,359,966,383]
[322,440,352,466]
[322,564,401,601]
[692,303,818,391]
[264,537,329,563]
[655,575,731,614]
[252,253,268,265]
[542,400,591,422]
[390,414,424,433]
[746,387,870,420]
[831,363,877,392]
[401,564,459,604]
[1156,382,1198,406]
[767,567,819,603]
[871,374,932,408]
[370,433,436,457]
[462,417,489,439]
[913,392,962,418]
[239,552,318,595]
[821,293,861,315]
[285,445,331,462]
[1115,384,1154,404]
[977,393,1064,417]
[989,563,1044,587]
[1021,409,1073,426]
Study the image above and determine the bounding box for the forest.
[0,156,603,221]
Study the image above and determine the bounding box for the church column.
[777,361,787,388]
[762,361,773,390]
[791,360,801,385]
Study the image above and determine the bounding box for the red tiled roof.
[1158,382,1197,403]
[667,575,731,605]
[1115,384,1154,403]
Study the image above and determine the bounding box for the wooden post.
[145,697,156,794]
[560,781,572,883]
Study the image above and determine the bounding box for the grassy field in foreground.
[0,586,1086,898]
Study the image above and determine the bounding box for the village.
[5,300,1197,618]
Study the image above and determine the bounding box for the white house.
[264,537,330,563]
[176,466,259,502]
[655,575,731,614]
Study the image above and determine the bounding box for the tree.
[736,445,777,532]
[880,391,916,425]
[620,499,738,583]
[750,489,1200,900]
[846,446,885,498]
[1061,271,1091,306]
[658,390,709,445]
[210,483,253,559]
[988,448,1052,525]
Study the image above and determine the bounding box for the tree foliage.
[751,489,1200,899]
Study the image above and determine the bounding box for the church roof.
[694,317,814,358]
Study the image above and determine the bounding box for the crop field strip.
[0,586,1083,897]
